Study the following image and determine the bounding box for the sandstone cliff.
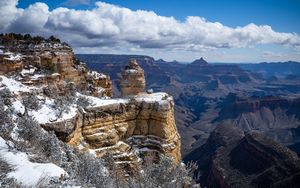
[0,36,112,97]
[65,92,181,165]
[0,35,181,170]
[120,59,146,96]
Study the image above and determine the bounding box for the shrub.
[47,35,60,43]
[0,157,13,178]
[0,88,12,106]
[133,155,199,188]
[0,100,14,139]
[22,94,40,110]
[16,115,41,148]
[54,95,74,117]
[75,153,114,187]
[43,84,58,98]
[76,96,92,109]
[0,101,11,124]
[16,115,65,164]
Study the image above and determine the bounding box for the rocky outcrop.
[87,71,113,97]
[0,35,113,97]
[1,35,181,167]
[84,93,180,163]
[184,124,300,188]
[0,52,23,74]
[41,93,181,167]
[120,59,145,96]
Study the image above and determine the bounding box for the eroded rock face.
[0,40,113,97]
[40,93,181,166]
[1,35,181,170]
[184,124,300,188]
[87,71,113,97]
[78,93,180,165]
[120,59,146,96]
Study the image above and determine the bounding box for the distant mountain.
[189,57,208,66]
[239,61,300,78]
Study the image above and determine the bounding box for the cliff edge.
[0,34,181,170]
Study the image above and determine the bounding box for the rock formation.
[0,34,181,171]
[40,93,181,166]
[0,35,112,97]
[184,124,300,188]
[120,59,146,96]
[66,93,181,166]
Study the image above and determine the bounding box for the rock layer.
[184,124,300,188]
[41,93,181,165]
[0,35,181,169]
[0,39,113,97]
[120,59,146,96]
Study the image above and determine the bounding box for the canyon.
[1,33,300,187]
[0,34,181,181]
[78,54,300,187]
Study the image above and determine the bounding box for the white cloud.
[7,2,49,33]
[0,0,22,29]
[0,0,300,60]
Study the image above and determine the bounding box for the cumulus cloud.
[0,0,22,29]
[8,2,49,33]
[1,1,300,53]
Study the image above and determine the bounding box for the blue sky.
[18,0,300,34]
[1,0,300,62]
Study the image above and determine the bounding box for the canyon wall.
[63,93,182,165]
[0,37,181,167]
[0,40,112,97]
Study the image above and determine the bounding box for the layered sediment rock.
[41,93,181,165]
[0,38,113,97]
[1,35,181,169]
[184,124,300,188]
[120,59,146,96]
[82,93,180,163]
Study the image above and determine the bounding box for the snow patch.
[0,75,33,93]
[89,71,107,79]
[29,98,78,124]
[20,67,36,76]
[12,100,25,115]
[4,54,22,61]
[0,137,65,186]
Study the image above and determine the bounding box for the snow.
[0,136,65,186]
[28,99,56,124]
[0,75,33,93]
[4,54,22,61]
[135,92,172,105]
[59,106,78,121]
[30,74,46,80]
[125,69,138,74]
[20,67,37,77]
[29,98,78,124]
[81,92,171,108]
[12,100,25,115]
[79,94,128,108]
[89,71,107,79]
[51,73,60,77]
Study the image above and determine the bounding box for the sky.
[1,0,300,63]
